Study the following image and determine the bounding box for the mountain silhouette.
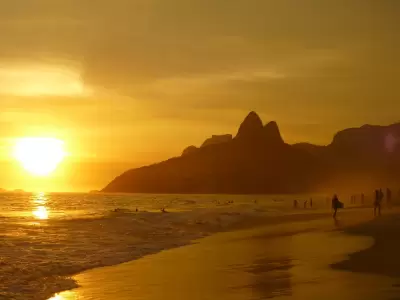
[235,111,264,141]
[201,134,232,148]
[182,145,198,156]
[264,121,284,144]
[103,112,400,194]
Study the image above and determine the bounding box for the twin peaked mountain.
[103,112,400,194]
[183,111,284,156]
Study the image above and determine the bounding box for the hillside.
[103,112,400,194]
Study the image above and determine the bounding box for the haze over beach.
[1,1,400,300]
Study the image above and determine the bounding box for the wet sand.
[50,209,400,300]
[333,212,400,278]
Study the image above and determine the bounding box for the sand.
[48,207,400,300]
[333,212,400,278]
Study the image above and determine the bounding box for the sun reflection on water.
[33,206,49,220]
[33,192,47,204]
[48,291,76,300]
[31,192,50,220]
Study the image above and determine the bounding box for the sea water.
[0,192,331,299]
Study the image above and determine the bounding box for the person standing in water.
[310,198,313,208]
[332,194,340,219]
[293,199,298,209]
[374,189,382,217]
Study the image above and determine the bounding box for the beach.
[2,192,399,300]
[333,213,400,278]
[50,207,400,300]
[2,1,399,299]
[0,193,341,299]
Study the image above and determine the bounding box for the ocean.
[0,192,335,299]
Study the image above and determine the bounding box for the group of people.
[332,188,394,219]
[293,198,313,209]
[350,193,365,205]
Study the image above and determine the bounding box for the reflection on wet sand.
[51,219,400,300]
[237,257,293,298]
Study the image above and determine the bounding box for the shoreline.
[47,207,377,300]
[41,211,330,300]
[332,211,400,278]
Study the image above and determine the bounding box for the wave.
[0,205,272,300]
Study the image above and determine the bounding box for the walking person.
[332,194,340,219]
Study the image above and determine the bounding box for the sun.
[13,138,66,177]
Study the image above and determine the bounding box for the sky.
[0,0,399,191]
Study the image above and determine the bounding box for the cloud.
[0,0,399,145]
[1,1,398,87]
[0,63,91,96]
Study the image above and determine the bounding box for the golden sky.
[0,0,399,191]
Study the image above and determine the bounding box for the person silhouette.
[293,199,298,209]
[310,198,313,208]
[332,194,340,219]
[374,189,382,217]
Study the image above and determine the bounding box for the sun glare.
[13,138,66,177]
[33,206,49,220]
